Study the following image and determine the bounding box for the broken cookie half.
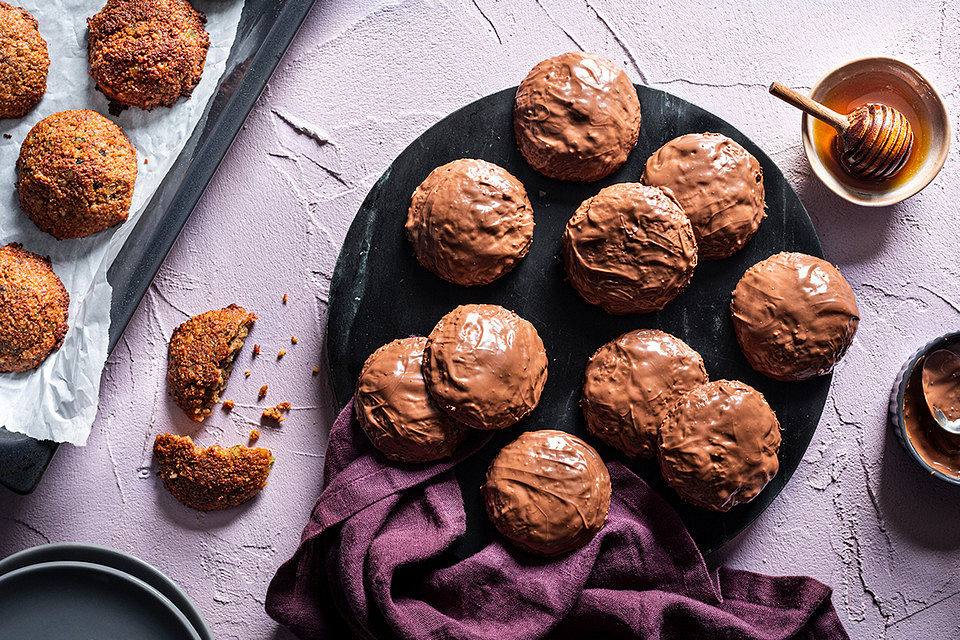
[153,434,274,511]
[167,303,255,422]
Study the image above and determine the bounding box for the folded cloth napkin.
[266,402,849,640]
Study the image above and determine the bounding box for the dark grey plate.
[0,0,317,495]
[0,561,200,640]
[327,85,830,555]
[0,543,212,640]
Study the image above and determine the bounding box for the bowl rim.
[890,331,960,487]
[801,55,952,207]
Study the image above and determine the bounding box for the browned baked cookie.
[644,133,765,260]
[16,109,137,240]
[483,430,611,556]
[153,433,273,511]
[658,380,780,512]
[0,3,48,119]
[561,183,698,315]
[405,159,535,286]
[355,337,467,463]
[88,0,209,111]
[732,252,859,381]
[514,52,641,182]
[423,304,548,430]
[0,243,69,373]
[581,329,707,458]
[167,304,256,422]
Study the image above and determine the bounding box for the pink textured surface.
[2,2,959,638]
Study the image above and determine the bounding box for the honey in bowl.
[811,70,931,192]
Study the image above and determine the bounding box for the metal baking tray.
[0,0,317,494]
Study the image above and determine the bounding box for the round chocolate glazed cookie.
[423,304,548,430]
[732,252,860,382]
[643,132,765,260]
[658,380,781,512]
[0,243,69,373]
[562,183,698,315]
[16,109,137,240]
[355,337,467,463]
[514,52,641,181]
[582,329,707,458]
[0,3,48,119]
[405,159,534,286]
[483,429,611,556]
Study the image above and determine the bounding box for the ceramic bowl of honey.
[802,57,951,207]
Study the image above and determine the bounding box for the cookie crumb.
[277,349,286,358]
[283,293,288,304]
[312,365,319,375]
[144,157,149,164]
[277,402,291,412]
[222,399,234,411]
[253,344,261,356]
[262,406,285,422]
[291,336,298,344]
[3,133,11,139]
[258,385,268,400]
[249,429,260,442]
[245,370,251,377]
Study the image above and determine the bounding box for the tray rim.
[0,0,318,495]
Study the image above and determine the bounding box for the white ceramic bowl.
[801,57,951,207]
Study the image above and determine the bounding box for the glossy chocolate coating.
[514,52,641,182]
[582,329,707,458]
[562,183,698,315]
[405,159,534,286]
[483,429,611,556]
[423,304,548,430]
[732,252,859,382]
[658,380,780,512]
[643,132,765,260]
[355,337,467,463]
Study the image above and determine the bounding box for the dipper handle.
[769,82,849,133]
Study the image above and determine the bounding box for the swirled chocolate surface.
[405,159,534,286]
[483,429,611,556]
[731,252,859,382]
[354,337,467,463]
[423,304,548,430]
[658,380,780,512]
[513,52,641,182]
[903,355,960,478]
[562,182,698,315]
[582,329,707,458]
[643,132,765,260]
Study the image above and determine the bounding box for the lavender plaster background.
[1,1,959,638]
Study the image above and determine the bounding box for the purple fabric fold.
[266,402,849,640]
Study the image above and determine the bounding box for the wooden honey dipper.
[770,82,915,181]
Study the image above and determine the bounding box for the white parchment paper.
[0,1,244,445]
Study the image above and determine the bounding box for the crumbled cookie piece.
[153,434,273,511]
[245,370,251,377]
[277,349,286,358]
[249,429,260,442]
[222,399,234,411]
[312,366,319,375]
[166,304,256,422]
[253,344,261,356]
[262,406,285,422]
[291,336,298,344]
[258,384,268,400]
[283,293,288,304]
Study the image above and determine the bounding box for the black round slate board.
[327,85,829,556]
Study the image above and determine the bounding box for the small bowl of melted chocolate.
[890,332,960,486]
[801,57,951,207]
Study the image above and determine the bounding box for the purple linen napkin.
[266,402,849,640]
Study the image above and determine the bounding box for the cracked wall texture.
[1,1,959,638]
